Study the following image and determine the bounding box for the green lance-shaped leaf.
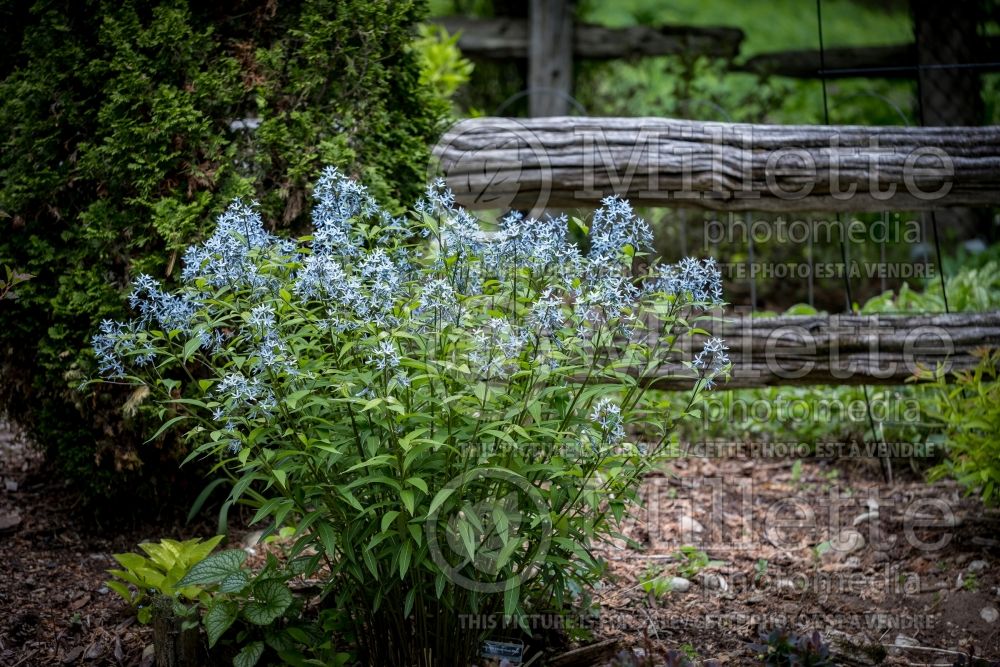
[503,581,520,622]
[427,487,455,516]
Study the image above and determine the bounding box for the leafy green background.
[0,0,449,505]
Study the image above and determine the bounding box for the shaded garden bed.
[2,420,997,665]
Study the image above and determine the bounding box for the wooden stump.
[152,596,201,667]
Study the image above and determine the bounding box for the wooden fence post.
[528,0,574,116]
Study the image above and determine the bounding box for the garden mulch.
[0,423,217,667]
[587,455,1000,665]
[1,420,998,666]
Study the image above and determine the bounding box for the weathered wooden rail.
[434,16,744,61]
[736,38,1000,79]
[436,16,998,80]
[433,116,1000,213]
[738,44,920,79]
[644,311,1000,390]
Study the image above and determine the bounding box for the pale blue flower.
[415,178,456,216]
[589,397,626,445]
[576,273,640,326]
[92,319,130,378]
[469,318,527,379]
[649,257,723,307]
[217,371,276,418]
[487,212,576,276]
[528,288,565,335]
[181,200,284,294]
[589,195,653,259]
[367,339,400,372]
[693,336,730,389]
[417,278,459,324]
[247,304,276,334]
[311,166,378,255]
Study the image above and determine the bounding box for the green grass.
[578,0,913,55]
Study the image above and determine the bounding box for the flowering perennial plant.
[93,168,727,665]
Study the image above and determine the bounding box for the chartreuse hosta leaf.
[105,536,227,617]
